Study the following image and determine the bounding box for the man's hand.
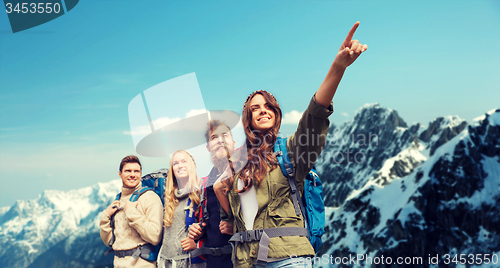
[213,165,233,193]
[333,21,368,69]
[188,222,206,240]
[213,168,232,214]
[219,221,234,235]
[104,200,121,217]
[180,238,196,251]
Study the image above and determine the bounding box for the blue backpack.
[273,137,326,252]
[105,168,168,261]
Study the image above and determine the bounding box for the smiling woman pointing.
[213,22,367,268]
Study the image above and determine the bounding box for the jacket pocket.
[268,198,301,226]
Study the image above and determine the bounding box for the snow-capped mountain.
[1,104,498,268]
[316,107,500,267]
[318,103,468,207]
[0,180,121,268]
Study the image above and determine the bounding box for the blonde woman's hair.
[163,150,201,227]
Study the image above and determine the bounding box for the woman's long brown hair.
[227,90,282,193]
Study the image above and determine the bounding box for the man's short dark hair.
[119,155,142,172]
[205,120,232,142]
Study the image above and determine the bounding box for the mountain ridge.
[317,108,500,267]
[0,180,121,268]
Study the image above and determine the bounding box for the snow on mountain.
[317,103,467,208]
[0,179,121,268]
[418,115,468,157]
[317,108,500,268]
[0,207,9,220]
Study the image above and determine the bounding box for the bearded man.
[188,120,237,268]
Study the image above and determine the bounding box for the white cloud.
[150,116,182,132]
[186,109,207,117]
[282,110,303,125]
[124,116,182,136]
[341,112,349,117]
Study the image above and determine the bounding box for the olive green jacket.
[222,96,333,267]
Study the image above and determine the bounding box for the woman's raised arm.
[315,21,367,108]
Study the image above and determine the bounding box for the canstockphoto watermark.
[250,129,378,148]
[247,130,379,165]
[4,0,80,33]
[292,254,424,266]
[292,254,499,266]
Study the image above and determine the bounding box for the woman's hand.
[332,21,367,70]
[180,237,196,251]
[316,21,368,108]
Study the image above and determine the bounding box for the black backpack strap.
[104,248,114,256]
[229,227,308,266]
[111,244,154,259]
[105,192,122,254]
[190,244,232,258]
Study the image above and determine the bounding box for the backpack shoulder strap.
[200,176,209,201]
[185,198,197,227]
[129,187,153,202]
[199,177,209,226]
[274,137,303,217]
[106,192,123,250]
[274,137,294,178]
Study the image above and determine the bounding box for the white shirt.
[237,178,258,230]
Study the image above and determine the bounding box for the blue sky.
[0,1,499,207]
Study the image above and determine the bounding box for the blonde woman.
[158,150,205,268]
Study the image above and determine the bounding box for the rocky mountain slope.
[316,107,500,267]
[0,180,121,268]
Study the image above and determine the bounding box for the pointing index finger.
[343,21,360,45]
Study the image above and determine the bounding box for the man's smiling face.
[119,163,142,188]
